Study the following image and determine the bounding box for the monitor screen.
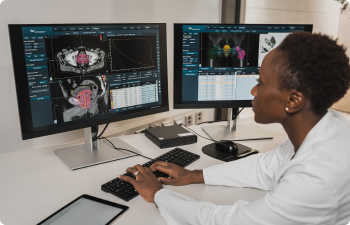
[173,24,313,109]
[9,23,168,139]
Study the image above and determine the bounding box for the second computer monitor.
[173,24,313,109]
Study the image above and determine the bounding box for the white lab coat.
[154,109,350,225]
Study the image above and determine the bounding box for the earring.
[286,107,289,111]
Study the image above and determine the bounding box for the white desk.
[0,118,288,225]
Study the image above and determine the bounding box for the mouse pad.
[202,142,259,162]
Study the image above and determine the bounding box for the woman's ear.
[285,90,306,114]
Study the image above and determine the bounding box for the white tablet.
[37,195,129,225]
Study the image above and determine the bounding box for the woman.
[119,32,350,225]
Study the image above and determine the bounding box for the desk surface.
[0,118,288,225]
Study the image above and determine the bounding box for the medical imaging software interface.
[181,25,307,102]
[21,25,162,128]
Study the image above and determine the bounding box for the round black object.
[215,140,239,153]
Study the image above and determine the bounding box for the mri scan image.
[50,75,109,123]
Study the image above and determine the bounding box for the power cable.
[181,124,217,143]
[92,123,109,141]
[101,137,153,160]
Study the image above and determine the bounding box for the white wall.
[331,10,350,113]
[245,0,341,37]
[337,10,350,57]
[0,0,221,153]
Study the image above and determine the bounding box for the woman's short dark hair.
[276,32,350,115]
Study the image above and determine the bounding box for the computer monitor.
[173,23,313,141]
[8,23,168,169]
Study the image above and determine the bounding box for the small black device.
[144,125,197,148]
[215,140,239,153]
[37,194,129,225]
[102,147,200,201]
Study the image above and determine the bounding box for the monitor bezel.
[173,23,313,109]
[8,23,169,140]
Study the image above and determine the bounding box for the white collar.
[291,110,332,159]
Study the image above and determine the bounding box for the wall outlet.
[162,120,172,127]
[195,111,203,124]
[185,114,193,126]
[174,117,184,125]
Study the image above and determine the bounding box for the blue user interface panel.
[181,24,307,102]
[21,25,162,128]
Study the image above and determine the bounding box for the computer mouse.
[215,140,239,153]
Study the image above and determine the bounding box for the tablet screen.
[39,197,125,225]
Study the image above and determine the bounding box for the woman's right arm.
[151,140,292,190]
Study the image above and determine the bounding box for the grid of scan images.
[199,32,290,69]
[45,34,158,124]
[199,32,260,68]
[200,33,248,68]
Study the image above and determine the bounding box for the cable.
[181,124,217,143]
[101,137,153,160]
[235,107,245,118]
[92,126,99,140]
[92,123,109,141]
[196,107,245,125]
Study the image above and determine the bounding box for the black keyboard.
[101,147,200,201]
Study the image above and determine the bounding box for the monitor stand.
[54,126,142,170]
[201,108,274,141]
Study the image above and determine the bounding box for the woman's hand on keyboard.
[119,164,162,203]
[150,161,204,186]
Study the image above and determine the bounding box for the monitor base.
[54,137,141,170]
[202,123,273,141]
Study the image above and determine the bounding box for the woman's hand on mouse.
[150,161,204,186]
